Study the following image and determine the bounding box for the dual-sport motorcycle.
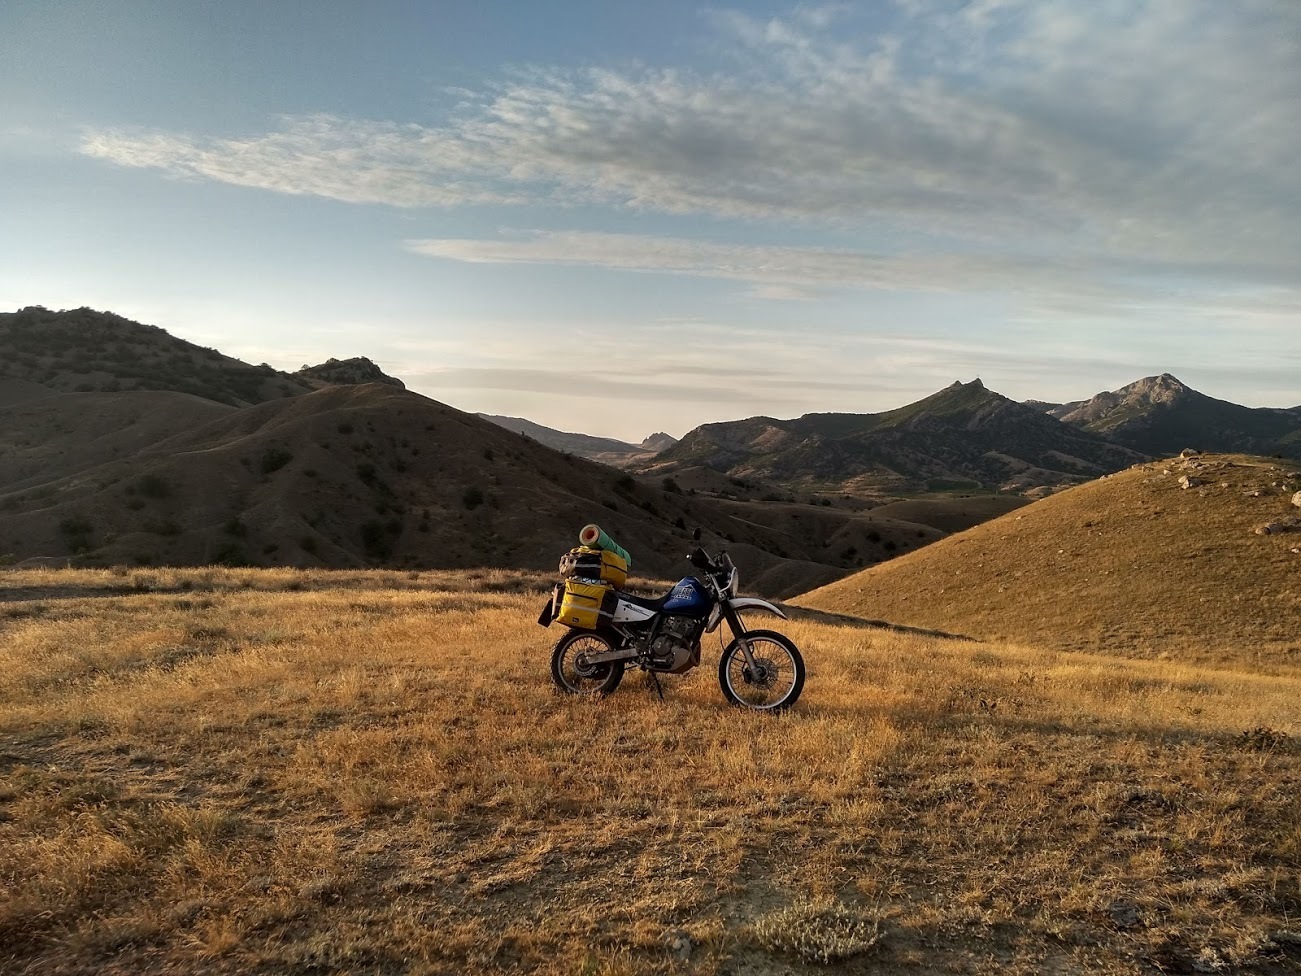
[538,536,806,712]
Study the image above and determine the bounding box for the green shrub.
[462,487,485,510]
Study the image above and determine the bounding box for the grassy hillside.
[797,454,1301,663]
[0,307,313,406]
[0,384,947,598]
[1,568,1298,975]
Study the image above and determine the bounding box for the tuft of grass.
[752,900,880,963]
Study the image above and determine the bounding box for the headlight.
[727,568,739,597]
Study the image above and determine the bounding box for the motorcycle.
[538,535,806,712]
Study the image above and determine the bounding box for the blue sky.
[3,0,1298,441]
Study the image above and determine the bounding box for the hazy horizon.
[4,0,1298,442]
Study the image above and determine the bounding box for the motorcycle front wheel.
[550,630,625,697]
[718,629,805,712]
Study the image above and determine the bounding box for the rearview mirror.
[692,527,702,541]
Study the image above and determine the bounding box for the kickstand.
[648,670,665,701]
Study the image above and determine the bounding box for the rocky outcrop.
[295,357,405,389]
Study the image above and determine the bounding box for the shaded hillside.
[0,385,950,598]
[0,307,313,406]
[0,378,55,407]
[0,391,234,491]
[645,380,1146,495]
[1047,374,1301,459]
[296,356,405,389]
[796,453,1301,663]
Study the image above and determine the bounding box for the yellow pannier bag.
[555,579,617,630]
[558,546,628,589]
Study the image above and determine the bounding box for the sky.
[3,0,1298,442]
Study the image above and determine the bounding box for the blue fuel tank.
[663,576,712,616]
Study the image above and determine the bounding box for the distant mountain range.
[4,305,1297,586]
[641,379,1148,495]
[1033,373,1301,458]
[476,414,676,463]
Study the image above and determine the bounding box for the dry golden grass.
[2,566,1299,975]
[798,454,1301,666]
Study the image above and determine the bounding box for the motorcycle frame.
[576,590,788,673]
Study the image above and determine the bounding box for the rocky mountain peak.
[1120,373,1190,403]
[641,431,678,452]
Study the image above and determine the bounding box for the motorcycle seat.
[620,590,673,612]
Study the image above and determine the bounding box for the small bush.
[337,422,354,435]
[224,518,248,538]
[260,447,293,475]
[212,542,252,567]
[463,487,485,510]
[299,535,319,555]
[136,474,170,499]
[662,477,681,494]
[360,518,402,558]
[58,516,94,551]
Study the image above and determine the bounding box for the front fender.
[706,597,788,633]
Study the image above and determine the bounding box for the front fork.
[722,603,758,668]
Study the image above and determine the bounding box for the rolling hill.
[477,413,643,458]
[796,452,1301,662]
[643,379,1147,495]
[1046,374,1301,459]
[0,383,954,597]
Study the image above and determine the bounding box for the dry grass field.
[2,567,1300,975]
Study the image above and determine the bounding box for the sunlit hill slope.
[796,453,1301,663]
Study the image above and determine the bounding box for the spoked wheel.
[718,629,805,712]
[550,630,625,697]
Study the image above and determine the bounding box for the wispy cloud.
[81,1,1300,288]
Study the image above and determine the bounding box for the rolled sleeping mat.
[579,524,631,568]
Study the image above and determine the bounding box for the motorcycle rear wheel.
[551,630,625,697]
[718,629,805,712]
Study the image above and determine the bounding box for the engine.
[646,614,704,673]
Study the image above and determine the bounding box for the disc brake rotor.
[742,657,777,687]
